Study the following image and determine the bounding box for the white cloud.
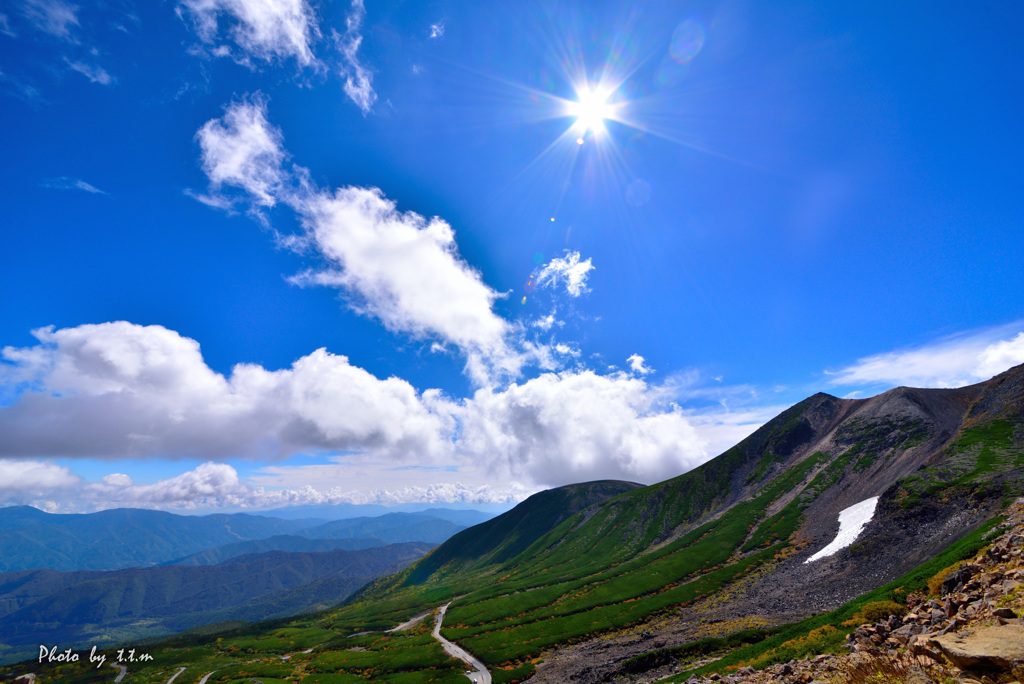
[827,324,1024,389]
[685,404,783,460]
[0,322,452,461]
[535,251,594,297]
[627,353,652,375]
[195,98,523,384]
[532,313,560,331]
[452,370,708,487]
[178,0,319,66]
[0,321,741,497]
[428,21,444,39]
[195,95,288,208]
[101,462,251,504]
[20,0,79,39]
[64,58,113,84]
[40,176,107,194]
[338,0,375,113]
[0,459,533,511]
[0,459,80,491]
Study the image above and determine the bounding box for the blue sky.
[1,0,1022,513]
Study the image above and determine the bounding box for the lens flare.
[670,20,705,63]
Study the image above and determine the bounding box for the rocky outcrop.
[932,624,1024,670]
[681,501,1024,684]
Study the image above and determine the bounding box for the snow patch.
[804,496,879,563]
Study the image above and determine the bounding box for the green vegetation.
[658,516,1003,681]
[4,392,1019,684]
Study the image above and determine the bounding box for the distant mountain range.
[0,542,434,664]
[162,535,386,566]
[0,505,492,665]
[6,366,1022,682]
[0,507,490,572]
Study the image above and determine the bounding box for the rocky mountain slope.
[672,501,1024,684]
[3,364,1021,683]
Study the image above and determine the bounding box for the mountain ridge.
[4,364,1022,682]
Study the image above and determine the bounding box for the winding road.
[165,666,186,683]
[431,603,491,684]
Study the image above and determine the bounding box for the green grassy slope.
[5,365,1023,683]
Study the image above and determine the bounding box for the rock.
[905,666,933,684]
[932,623,1024,670]
[994,607,1019,619]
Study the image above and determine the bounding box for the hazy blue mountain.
[0,542,433,664]
[0,507,327,572]
[260,503,507,521]
[296,513,468,544]
[162,534,387,566]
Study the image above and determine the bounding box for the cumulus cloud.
[0,459,80,491]
[627,353,652,375]
[827,324,1024,389]
[195,98,521,384]
[0,322,451,461]
[535,251,594,297]
[40,176,107,194]
[178,0,318,66]
[337,0,375,113]
[0,458,533,511]
[453,370,708,487]
[195,95,288,207]
[0,321,728,495]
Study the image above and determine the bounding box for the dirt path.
[387,611,430,632]
[165,666,186,683]
[431,602,491,684]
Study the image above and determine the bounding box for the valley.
[2,363,1023,683]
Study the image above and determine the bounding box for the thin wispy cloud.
[338,0,376,113]
[64,58,113,84]
[827,323,1024,389]
[0,69,41,100]
[20,0,79,40]
[0,13,16,37]
[40,176,107,194]
[177,0,319,66]
[536,250,595,297]
[428,21,444,39]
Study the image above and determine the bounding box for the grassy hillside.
[5,365,1023,683]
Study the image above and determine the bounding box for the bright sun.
[566,86,614,134]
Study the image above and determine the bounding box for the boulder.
[941,567,973,595]
[931,623,1024,670]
